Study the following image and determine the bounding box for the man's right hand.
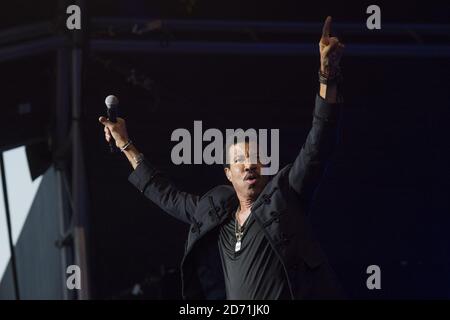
[98,116,130,148]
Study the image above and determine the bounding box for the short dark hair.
[223,133,258,169]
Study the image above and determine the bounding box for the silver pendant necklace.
[234,209,250,252]
[235,222,243,252]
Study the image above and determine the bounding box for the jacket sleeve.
[289,94,341,208]
[128,160,199,224]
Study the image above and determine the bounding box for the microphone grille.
[105,95,119,108]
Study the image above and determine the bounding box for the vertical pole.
[70,0,90,300]
[71,46,91,300]
[0,154,20,300]
[55,46,72,300]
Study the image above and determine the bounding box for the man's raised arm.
[289,16,344,208]
[98,116,199,224]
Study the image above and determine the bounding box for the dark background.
[1,0,449,299]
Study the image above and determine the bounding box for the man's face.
[224,141,268,200]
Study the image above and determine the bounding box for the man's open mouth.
[244,173,259,185]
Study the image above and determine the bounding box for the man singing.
[99,16,345,299]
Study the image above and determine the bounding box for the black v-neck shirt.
[218,211,290,300]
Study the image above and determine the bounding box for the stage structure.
[0,0,449,300]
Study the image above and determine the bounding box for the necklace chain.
[234,207,252,252]
[235,209,250,241]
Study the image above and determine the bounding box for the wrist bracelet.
[120,140,133,152]
[318,68,343,85]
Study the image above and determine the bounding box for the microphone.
[105,95,119,153]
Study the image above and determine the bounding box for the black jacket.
[129,94,344,299]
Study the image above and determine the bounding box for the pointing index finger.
[322,16,332,38]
